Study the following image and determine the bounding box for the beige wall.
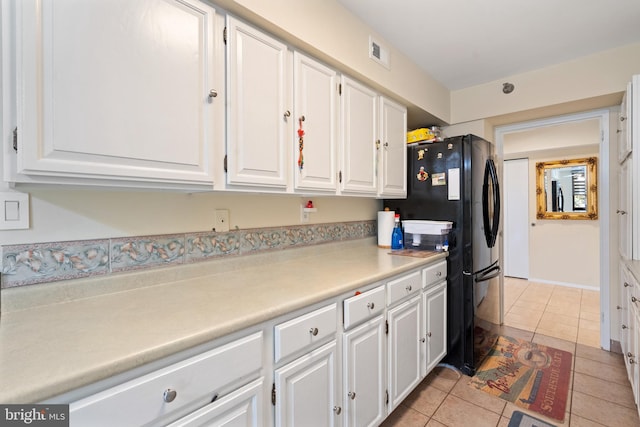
[504,120,601,288]
[0,191,381,246]
[451,42,640,125]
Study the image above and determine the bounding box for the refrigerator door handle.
[475,265,501,283]
[482,158,501,248]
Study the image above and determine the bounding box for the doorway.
[495,109,610,350]
[504,158,529,279]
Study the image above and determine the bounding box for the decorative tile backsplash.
[1,220,375,289]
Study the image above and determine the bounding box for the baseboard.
[524,277,600,291]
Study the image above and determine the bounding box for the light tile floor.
[381,279,640,427]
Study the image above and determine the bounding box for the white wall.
[504,120,601,288]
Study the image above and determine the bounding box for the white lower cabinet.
[343,316,386,427]
[69,332,263,427]
[621,263,640,418]
[387,295,422,411]
[167,379,264,427]
[423,281,447,374]
[274,341,339,427]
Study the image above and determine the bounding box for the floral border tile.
[111,234,186,272]
[0,220,376,289]
[2,240,110,288]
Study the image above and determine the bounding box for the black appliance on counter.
[385,134,501,375]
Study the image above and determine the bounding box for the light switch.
[0,192,30,230]
[5,200,20,221]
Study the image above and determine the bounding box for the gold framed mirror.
[535,157,598,220]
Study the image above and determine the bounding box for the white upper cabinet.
[618,82,632,163]
[378,97,407,198]
[11,0,220,189]
[340,76,379,195]
[293,52,339,192]
[225,16,292,190]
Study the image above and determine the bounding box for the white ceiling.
[337,0,640,90]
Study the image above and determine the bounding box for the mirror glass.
[536,157,598,220]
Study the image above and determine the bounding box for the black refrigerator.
[386,134,501,376]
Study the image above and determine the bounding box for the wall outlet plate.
[0,191,30,230]
[215,209,230,232]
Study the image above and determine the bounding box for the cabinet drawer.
[423,261,447,289]
[70,332,263,427]
[275,303,337,363]
[343,285,385,330]
[387,271,422,306]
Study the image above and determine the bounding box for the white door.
[15,0,219,188]
[423,282,447,375]
[274,341,338,427]
[378,97,407,198]
[387,295,421,411]
[503,159,530,278]
[226,16,291,189]
[343,316,386,427]
[340,76,378,195]
[293,52,338,192]
[619,158,632,259]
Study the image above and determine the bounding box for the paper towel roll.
[377,211,396,248]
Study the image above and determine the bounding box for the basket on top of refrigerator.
[402,220,453,252]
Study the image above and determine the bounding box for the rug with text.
[468,335,572,421]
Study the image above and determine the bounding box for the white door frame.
[495,109,611,350]
[504,158,530,279]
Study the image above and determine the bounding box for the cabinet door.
[618,81,632,163]
[387,295,422,411]
[378,97,407,198]
[226,16,291,189]
[274,341,339,427]
[619,158,632,259]
[167,379,264,427]
[423,282,447,375]
[293,52,338,192]
[340,76,378,195]
[343,316,386,427]
[15,0,218,188]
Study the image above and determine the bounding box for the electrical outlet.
[215,209,230,232]
[300,205,310,223]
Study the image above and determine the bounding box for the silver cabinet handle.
[367,302,375,309]
[621,116,627,121]
[630,358,636,365]
[333,406,342,415]
[406,285,412,292]
[624,282,630,287]
[617,209,628,215]
[309,327,319,336]
[622,324,628,329]
[436,271,442,277]
[421,337,426,343]
[348,391,356,400]
[163,389,177,403]
[284,110,291,119]
[427,332,432,337]
[632,296,638,303]
[384,142,389,147]
[628,352,634,358]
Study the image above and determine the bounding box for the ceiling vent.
[369,36,390,69]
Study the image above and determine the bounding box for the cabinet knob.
[621,116,627,122]
[622,324,628,329]
[384,142,389,148]
[436,271,442,277]
[376,140,380,149]
[367,302,375,309]
[630,358,636,365]
[421,337,426,343]
[163,389,177,403]
[333,406,342,415]
[624,282,630,287]
[628,352,634,358]
[348,391,356,400]
[208,89,218,101]
[284,110,291,119]
[427,332,432,337]
[299,115,305,122]
[309,327,319,336]
[617,209,627,215]
[632,296,638,303]
[406,285,412,292]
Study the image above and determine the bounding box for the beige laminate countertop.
[0,238,446,404]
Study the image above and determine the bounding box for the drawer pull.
[631,358,636,365]
[421,337,426,343]
[436,271,442,277]
[624,282,630,287]
[348,391,356,400]
[163,389,177,403]
[333,406,342,415]
[628,352,634,358]
[406,285,412,292]
[427,332,432,337]
[622,324,628,329]
[309,327,319,336]
[632,296,638,303]
[367,302,375,309]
